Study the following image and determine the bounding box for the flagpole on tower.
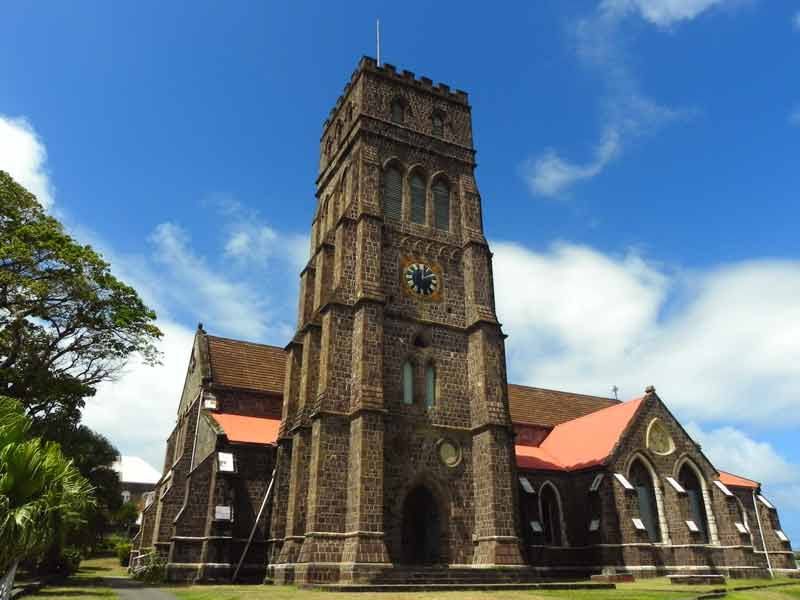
[376,18,381,66]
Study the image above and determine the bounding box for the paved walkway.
[102,577,179,600]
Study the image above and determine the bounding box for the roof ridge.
[508,382,619,403]
[206,334,284,351]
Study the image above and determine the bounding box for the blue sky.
[1,0,799,544]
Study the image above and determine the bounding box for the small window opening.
[391,99,404,124]
[432,113,444,137]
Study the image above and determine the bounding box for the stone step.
[305,582,616,593]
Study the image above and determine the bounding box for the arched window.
[540,484,563,546]
[679,464,710,543]
[391,99,404,124]
[383,166,402,221]
[433,181,450,231]
[432,113,444,137]
[402,361,414,405]
[425,364,436,408]
[410,174,426,224]
[630,459,661,543]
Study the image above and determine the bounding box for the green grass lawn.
[164,578,800,600]
[29,555,123,599]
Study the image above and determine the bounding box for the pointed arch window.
[425,364,436,408]
[433,181,450,231]
[402,361,414,405]
[432,113,444,137]
[629,459,661,543]
[383,166,402,221]
[410,174,426,224]
[391,99,404,124]
[679,464,710,543]
[540,484,563,546]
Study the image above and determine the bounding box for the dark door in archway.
[401,485,441,564]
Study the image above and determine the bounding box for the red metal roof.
[515,397,644,471]
[210,413,281,445]
[719,470,760,489]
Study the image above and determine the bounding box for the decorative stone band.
[171,535,268,542]
[526,542,795,553]
[304,530,386,539]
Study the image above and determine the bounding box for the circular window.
[437,438,462,468]
[646,418,675,456]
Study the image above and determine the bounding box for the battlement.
[322,56,469,132]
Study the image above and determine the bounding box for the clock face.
[404,262,439,297]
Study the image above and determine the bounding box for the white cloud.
[225,223,309,273]
[0,115,54,208]
[150,222,292,342]
[792,11,800,31]
[525,129,621,197]
[601,0,730,27]
[686,423,798,486]
[494,241,800,426]
[83,320,195,471]
[523,5,691,197]
[790,108,800,127]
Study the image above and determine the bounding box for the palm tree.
[0,397,94,600]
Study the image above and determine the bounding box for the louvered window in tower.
[383,167,402,221]
[410,175,426,224]
[433,182,449,231]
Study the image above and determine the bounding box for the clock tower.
[269,57,525,585]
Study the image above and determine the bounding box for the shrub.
[115,542,132,567]
[132,552,166,584]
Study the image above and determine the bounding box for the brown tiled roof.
[206,336,285,395]
[508,384,619,428]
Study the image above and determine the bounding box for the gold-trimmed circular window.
[646,418,675,456]
[437,438,462,468]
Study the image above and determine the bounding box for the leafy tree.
[0,170,162,422]
[115,501,140,532]
[0,397,95,597]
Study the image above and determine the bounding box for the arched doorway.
[678,464,709,543]
[629,459,662,543]
[401,485,441,564]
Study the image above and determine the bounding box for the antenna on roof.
[376,18,381,66]
[612,385,619,400]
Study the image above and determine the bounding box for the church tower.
[269,57,525,585]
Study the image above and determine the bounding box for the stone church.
[132,57,796,584]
